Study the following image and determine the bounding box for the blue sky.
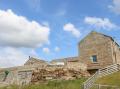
[0,0,120,67]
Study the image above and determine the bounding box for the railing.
[83,64,120,89]
[83,71,99,89]
[99,64,120,77]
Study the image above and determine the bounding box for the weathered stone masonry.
[0,31,120,85]
[78,31,120,73]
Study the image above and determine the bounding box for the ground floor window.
[91,55,97,62]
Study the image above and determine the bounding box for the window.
[90,55,97,62]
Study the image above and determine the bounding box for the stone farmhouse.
[0,31,120,85]
[51,31,120,73]
[78,31,120,74]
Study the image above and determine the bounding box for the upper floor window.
[90,55,97,62]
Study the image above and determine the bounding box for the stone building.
[52,31,120,74]
[0,31,120,85]
[78,31,120,74]
[0,57,48,85]
[51,57,78,66]
[24,57,48,67]
[51,57,87,71]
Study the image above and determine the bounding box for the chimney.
[29,56,31,60]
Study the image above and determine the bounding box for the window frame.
[90,55,98,63]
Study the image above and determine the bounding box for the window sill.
[91,62,99,64]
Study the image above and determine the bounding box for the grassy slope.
[0,78,86,89]
[1,71,120,89]
[96,71,120,86]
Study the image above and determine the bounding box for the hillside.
[96,71,120,87]
[90,71,120,89]
[0,78,86,89]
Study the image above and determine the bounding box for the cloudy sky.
[0,0,120,67]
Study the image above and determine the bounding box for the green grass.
[0,78,86,89]
[96,71,120,86]
[91,72,120,89]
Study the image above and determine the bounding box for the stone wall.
[51,57,87,71]
[0,65,36,85]
[31,66,89,84]
[111,41,120,64]
[0,31,120,86]
[51,57,78,64]
[66,61,87,71]
[78,31,114,70]
[0,61,88,85]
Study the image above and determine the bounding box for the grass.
[0,78,86,89]
[90,72,120,89]
[96,71,120,87]
[1,71,120,89]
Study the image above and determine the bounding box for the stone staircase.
[83,64,120,89]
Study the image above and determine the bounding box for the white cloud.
[84,17,117,30]
[43,47,50,54]
[0,9,50,67]
[54,46,60,52]
[108,0,120,15]
[63,23,81,38]
[0,47,40,68]
[0,9,50,48]
[0,47,28,68]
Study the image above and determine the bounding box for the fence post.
[117,64,120,71]
[98,84,101,89]
[98,70,100,78]
[107,67,109,74]
[83,83,85,89]
[81,84,84,89]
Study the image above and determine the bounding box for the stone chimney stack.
[29,56,31,60]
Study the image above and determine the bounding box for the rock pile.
[31,67,89,84]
